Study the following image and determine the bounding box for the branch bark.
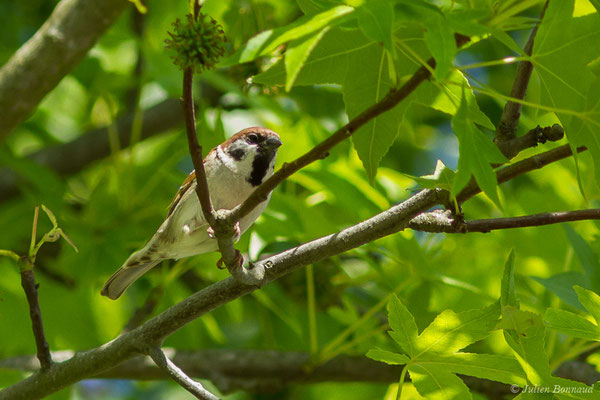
[0,0,129,140]
[495,1,550,158]
[409,209,600,233]
[3,349,598,396]
[457,144,586,203]
[0,141,594,398]
[0,188,444,400]
[19,265,53,370]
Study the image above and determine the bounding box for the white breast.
[155,146,275,260]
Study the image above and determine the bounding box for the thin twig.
[409,209,600,233]
[182,68,216,227]
[147,347,219,400]
[495,123,564,161]
[495,1,550,157]
[19,262,53,370]
[457,144,586,203]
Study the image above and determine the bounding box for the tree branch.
[457,144,586,203]
[409,209,600,233]
[147,347,219,400]
[0,188,444,400]
[182,68,216,227]
[19,263,53,370]
[495,1,550,157]
[3,349,598,396]
[1,137,594,397]
[182,64,246,279]
[227,34,471,225]
[0,0,129,139]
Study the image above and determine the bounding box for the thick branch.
[495,1,550,156]
[409,209,600,233]
[0,0,129,139]
[0,98,183,202]
[3,349,598,396]
[0,188,443,400]
[228,35,470,224]
[19,265,52,370]
[147,347,219,400]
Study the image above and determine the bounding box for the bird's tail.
[101,250,162,300]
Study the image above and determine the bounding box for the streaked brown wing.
[166,170,196,218]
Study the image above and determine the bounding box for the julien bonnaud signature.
[510,384,596,394]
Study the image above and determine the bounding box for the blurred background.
[1,1,599,399]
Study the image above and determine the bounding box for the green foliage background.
[1,0,600,399]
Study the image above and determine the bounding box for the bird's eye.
[247,133,260,143]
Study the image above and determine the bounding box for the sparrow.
[101,127,282,300]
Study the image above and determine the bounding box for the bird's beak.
[265,136,283,149]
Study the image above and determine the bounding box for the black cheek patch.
[248,152,272,187]
[229,148,245,161]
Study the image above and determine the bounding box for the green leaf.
[489,27,526,55]
[285,27,329,91]
[409,364,472,400]
[416,70,495,130]
[501,250,519,308]
[415,302,500,356]
[569,77,600,191]
[450,91,507,208]
[533,0,600,184]
[531,272,587,310]
[296,0,339,15]
[357,0,395,56]
[256,26,431,182]
[424,13,456,80]
[366,348,410,365]
[413,353,526,386]
[564,225,600,290]
[574,285,600,324]
[257,26,493,182]
[254,27,365,86]
[501,307,550,385]
[545,285,600,341]
[544,308,600,341]
[409,160,455,191]
[221,5,354,66]
[388,294,418,356]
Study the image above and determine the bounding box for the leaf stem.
[396,364,409,400]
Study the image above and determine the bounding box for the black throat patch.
[248,151,273,187]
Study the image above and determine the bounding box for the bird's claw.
[216,249,243,270]
[207,222,240,240]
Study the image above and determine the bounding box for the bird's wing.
[166,170,196,218]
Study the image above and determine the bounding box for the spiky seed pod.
[165,13,226,73]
